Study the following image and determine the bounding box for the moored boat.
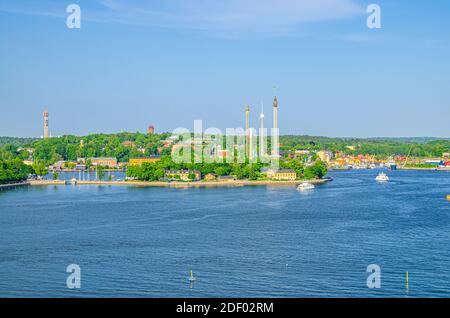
[297,182,315,191]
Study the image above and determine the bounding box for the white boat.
[297,182,315,191]
[375,172,389,182]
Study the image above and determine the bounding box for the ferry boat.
[375,172,389,182]
[297,182,315,191]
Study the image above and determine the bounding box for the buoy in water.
[447,195,450,201]
[188,270,196,282]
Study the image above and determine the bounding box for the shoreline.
[329,167,450,171]
[0,182,30,191]
[399,167,450,171]
[29,178,333,188]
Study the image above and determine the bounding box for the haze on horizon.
[1,0,449,139]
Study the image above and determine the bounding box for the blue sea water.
[43,171,126,181]
[0,170,449,298]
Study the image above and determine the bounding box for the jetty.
[0,182,30,191]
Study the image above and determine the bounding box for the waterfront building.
[73,164,87,171]
[218,175,236,182]
[43,110,49,139]
[128,156,161,166]
[90,157,118,167]
[317,150,334,163]
[48,161,67,171]
[165,170,201,181]
[204,173,217,181]
[266,169,296,181]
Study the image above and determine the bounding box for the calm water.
[1,170,449,298]
[43,171,126,181]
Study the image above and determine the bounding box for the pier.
[0,182,30,191]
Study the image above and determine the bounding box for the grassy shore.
[29,178,332,188]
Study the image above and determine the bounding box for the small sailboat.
[375,172,389,182]
[297,182,315,191]
[188,270,196,282]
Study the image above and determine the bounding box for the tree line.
[280,136,449,158]
[0,159,31,184]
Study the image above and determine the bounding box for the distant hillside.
[281,135,449,144]
[0,137,38,148]
[279,135,450,158]
[367,137,450,144]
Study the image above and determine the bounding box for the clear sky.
[1,0,449,138]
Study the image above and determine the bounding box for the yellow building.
[129,157,161,166]
[204,173,217,181]
[317,150,333,163]
[165,170,201,181]
[90,157,117,167]
[267,169,297,181]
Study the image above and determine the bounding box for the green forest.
[0,159,31,184]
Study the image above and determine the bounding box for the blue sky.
[1,0,449,138]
